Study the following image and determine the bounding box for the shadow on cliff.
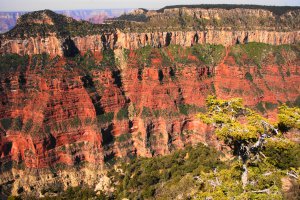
[81,75,105,115]
[62,36,80,57]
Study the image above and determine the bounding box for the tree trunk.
[242,163,248,190]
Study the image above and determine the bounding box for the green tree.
[278,104,300,132]
[197,96,280,189]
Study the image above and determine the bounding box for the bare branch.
[287,171,299,179]
[251,188,271,194]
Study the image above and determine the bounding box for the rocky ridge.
[0,6,300,56]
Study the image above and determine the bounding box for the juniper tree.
[198,96,279,189]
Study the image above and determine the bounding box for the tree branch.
[251,188,271,194]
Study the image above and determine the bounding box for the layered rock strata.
[1,30,299,56]
[1,7,300,56]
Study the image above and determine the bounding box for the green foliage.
[12,116,23,131]
[135,45,152,67]
[255,102,266,113]
[278,104,300,131]
[29,53,52,71]
[295,95,300,107]
[178,104,189,116]
[197,96,299,198]
[111,143,224,199]
[152,108,180,118]
[165,45,191,64]
[215,122,258,142]
[286,69,291,77]
[195,160,284,199]
[131,44,225,69]
[74,51,98,70]
[40,186,108,200]
[191,44,226,66]
[97,112,114,124]
[264,138,300,169]
[243,43,272,65]
[7,196,22,200]
[67,50,116,72]
[0,118,13,130]
[245,72,253,82]
[84,117,94,126]
[265,102,278,110]
[123,48,130,61]
[0,54,29,73]
[178,104,205,116]
[231,42,271,66]
[117,107,129,120]
[140,105,203,119]
[70,117,82,128]
[230,43,299,67]
[5,97,300,199]
[198,96,272,154]
[141,106,152,118]
[101,49,116,67]
[116,133,132,143]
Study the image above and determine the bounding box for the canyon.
[0,5,299,197]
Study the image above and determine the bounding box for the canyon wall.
[0,46,299,196]
[1,30,299,56]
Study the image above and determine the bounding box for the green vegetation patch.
[0,118,13,130]
[71,50,117,71]
[178,104,205,116]
[117,107,129,120]
[165,45,191,64]
[11,116,23,131]
[245,72,253,82]
[135,45,152,67]
[97,112,114,124]
[101,49,116,67]
[230,43,299,67]
[131,44,226,69]
[141,106,152,118]
[111,143,224,199]
[0,54,29,73]
[278,104,300,131]
[116,133,132,143]
[191,44,226,66]
[264,138,300,169]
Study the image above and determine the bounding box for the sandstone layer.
[1,30,299,56]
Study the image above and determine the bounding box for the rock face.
[0,6,300,197]
[1,7,300,56]
[1,30,299,56]
[0,45,299,196]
